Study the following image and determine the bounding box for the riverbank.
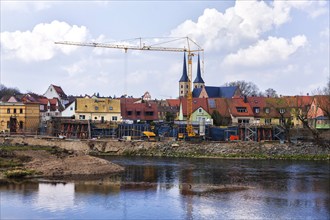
[1,135,329,160]
[0,145,124,180]
[0,135,329,180]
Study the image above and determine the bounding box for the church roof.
[192,86,239,98]
[179,53,189,82]
[193,54,204,83]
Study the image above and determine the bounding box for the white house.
[44,84,69,108]
[62,101,76,118]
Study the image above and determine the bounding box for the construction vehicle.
[142,131,157,142]
[55,37,203,140]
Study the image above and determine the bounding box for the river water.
[1,157,329,219]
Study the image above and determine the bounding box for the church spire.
[179,52,189,82]
[193,53,205,89]
[179,52,190,97]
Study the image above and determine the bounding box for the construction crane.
[55,37,203,138]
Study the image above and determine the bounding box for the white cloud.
[170,0,327,52]
[223,35,307,67]
[0,20,89,62]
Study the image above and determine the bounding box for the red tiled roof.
[179,97,209,116]
[207,98,231,117]
[166,99,180,107]
[227,97,254,117]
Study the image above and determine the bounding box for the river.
[1,157,329,219]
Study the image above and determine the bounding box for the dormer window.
[236,107,247,113]
[254,107,260,114]
[279,108,285,114]
[265,108,270,114]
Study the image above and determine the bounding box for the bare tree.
[224,80,260,97]
[264,88,278,98]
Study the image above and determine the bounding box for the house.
[75,96,121,122]
[155,99,179,122]
[308,95,330,129]
[62,100,76,118]
[178,97,213,124]
[285,96,313,127]
[227,97,254,125]
[43,84,69,108]
[120,98,158,122]
[0,100,40,133]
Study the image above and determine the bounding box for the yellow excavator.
[142,131,157,142]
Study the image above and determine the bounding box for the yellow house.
[0,102,40,133]
[75,96,121,122]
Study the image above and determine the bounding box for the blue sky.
[1,0,329,99]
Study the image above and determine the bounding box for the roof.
[179,53,189,82]
[52,84,67,98]
[208,98,231,117]
[193,86,238,98]
[193,54,204,83]
[227,97,254,117]
[179,97,209,116]
[192,88,202,98]
[166,99,180,107]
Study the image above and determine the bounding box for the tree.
[264,88,278,98]
[224,80,260,97]
[314,77,330,117]
[211,110,223,126]
[0,84,21,100]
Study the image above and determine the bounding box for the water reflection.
[36,183,75,212]
[0,157,329,219]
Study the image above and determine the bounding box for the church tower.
[179,53,190,97]
[193,54,205,89]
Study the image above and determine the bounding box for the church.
[179,53,241,99]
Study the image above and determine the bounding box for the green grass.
[4,169,36,178]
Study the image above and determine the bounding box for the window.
[186,85,188,89]
[79,115,86,119]
[136,111,141,116]
[70,107,73,111]
[238,119,249,124]
[265,108,270,114]
[145,111,154,116]
[112,116,117,121]
[198,108,202,113]
[14,109,17,114]
[181,91,183,94]
[20,109,23,114]
[254,107,260,114]
[279,108,285,114]
[181,85,183,88]
[94,117,97,120]
[280,118,286,125]
[7,108,10,114]
[95,106,99,110]
[7,121,10,128]
[265,118,271,125]
[127,111,133,116]
[109,106,113,110]
[236,107,247,113]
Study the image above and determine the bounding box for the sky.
[0,0,329,99]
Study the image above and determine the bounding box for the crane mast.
[55,37,203,137]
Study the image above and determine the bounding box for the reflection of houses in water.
[36,183,75,212]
